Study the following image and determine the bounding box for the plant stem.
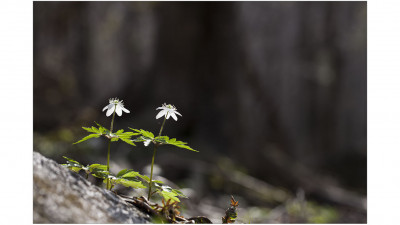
[148,145,157,200]
[106,107,117,190]
[106,141,112,190]
[148,116,167,200]
[158,116,167,137]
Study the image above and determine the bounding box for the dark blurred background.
[33,1,366,223]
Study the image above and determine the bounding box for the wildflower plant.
[131,103,198,201]
[63,99,197,205]
[70,98,137,189]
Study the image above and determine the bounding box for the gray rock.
[33,151,151,223]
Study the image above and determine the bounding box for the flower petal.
[166,112,171,119]
[156,110,166,119]
[106,108,114,117]
[115,105,122,116]
[174,111,182,117]
[121,106,130,113]
[102,105,109,111]
[171,113,178,121]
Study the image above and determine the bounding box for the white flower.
[143,140,151,147]
[156,103,182,121]
[102,98,130,117]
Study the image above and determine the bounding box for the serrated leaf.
[91,170,109,179]
[160,136,170,141]
[88,164,108,179]
[62,164,84,173]
[129,128,154,139]
[132,136,147,142]
[116,169,132,177]
[154,136,169,144]
[72,167,84,173]
[160,190,180,203]
[119,132,138,136]
[115,129,124,135]
[118,132,139,140]
[91,126,100,133]
[99,126,106,134]
[94,121,109,134]
[137,174,151,183]
[120,138,136,146]
[152,180,164,184]
[115,178,146,189]
[154,183,186,202]
[157,137,198,152]
[63,156,83,166]
[64,166,82,173]
[62,157,88,174]
[94,121,103,128]
[73,133,101,144]
[121,171,140,178]
[111,137,119,142]
[82,127,95,133]
[89,164,108,171]
[174,144,198,152]
[172,189,187,198]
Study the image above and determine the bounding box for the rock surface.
[33,151,151,223]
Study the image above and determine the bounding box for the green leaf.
[132,136,148,143]
[115,129,124,135]
[73,133,101,144]
[62,156,87,173]
[115,178,146,189]
[105,130,139,145]
[62,164,84,173]
[120,138,136,146]
[63,156,83,166]
[94,121,104,128]
[153,136,166,144]
[114,169,148,189]
[154,183,186,203]
[155,136,198,152]
[172,189,187,198]
[91,170,109,179]
[98,126,106,134]
[137,174,151,183]
[121,171,140,178]
[129,128,154,139]
[70,167,84,173]
[81,122,108,135]
[89,164,108,171]
[119,132,139,137]
[116,169,132,177]
[88,164,109,179]
[152,180,164,184]
[160,190,180,203]
[91,126,100,133]
[82,126,95,133]
[94,121,109,134]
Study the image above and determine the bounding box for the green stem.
[148,116,167,200]
[158,116,167,137]
[106,107,117,190]
[106,140,111,190]
[148,145,158,200]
